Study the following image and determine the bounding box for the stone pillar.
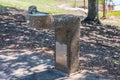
[54,15,80,75]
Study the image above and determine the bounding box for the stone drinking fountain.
[26,6,80,75]
[26,5,54,29]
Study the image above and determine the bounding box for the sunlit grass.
[0,0,68,14]
[107,11,120,16]
[99,10,120,26]
[99,11,120,19]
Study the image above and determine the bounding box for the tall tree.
[82,0,101,25]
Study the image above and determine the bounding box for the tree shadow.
[16,69,66,80]
[0,5,58,80]
[0,5,26,26]
[80,24,120,79]
[0,49,62,79]
[0,5,55,52]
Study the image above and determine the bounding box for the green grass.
[99,11,120,18]
[107,11,120,16]
[99,0,103,4]
[108,24,120,27]
[99,11,120,26]
[0,0,120,16]
[0,0,68,14]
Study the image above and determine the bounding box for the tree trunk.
[82,0,101,25]
[103,0,107,18]
[83,0,86,10]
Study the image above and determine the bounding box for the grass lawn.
[107,11,120,17]
[100,11,120,26]
[0,0,68,14]
[100,10,120,17]
[0,0,87,14]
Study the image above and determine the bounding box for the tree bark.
[103,0,107,18]
[83,0,86,10]
[82,0,101,25]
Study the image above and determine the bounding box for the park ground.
[0,0,120,80]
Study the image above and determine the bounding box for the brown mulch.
[80,24,120,79]
[0,6,120,79]
[0,7,55,55]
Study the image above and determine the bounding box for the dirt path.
[101,16,120,26]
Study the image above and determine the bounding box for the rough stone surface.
[54,14,80,74]
[26,12,54,29]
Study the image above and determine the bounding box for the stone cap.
[26,12,54,29]
[53,14,81,29]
